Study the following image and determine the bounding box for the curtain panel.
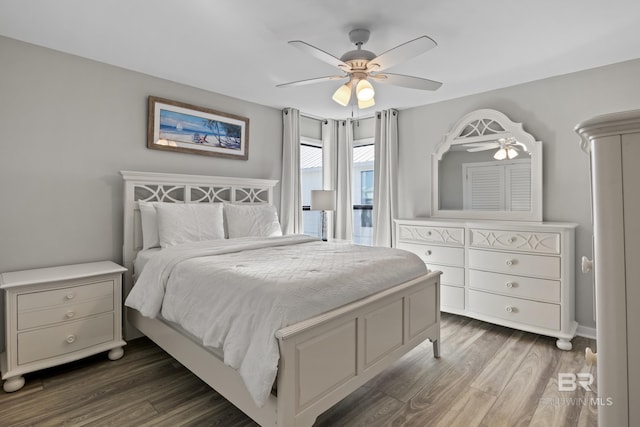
[280,108,302,234]
[322,119,354,240]
[373,109,399,247]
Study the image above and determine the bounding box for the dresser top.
[395,218,578,230]
[0,261,127,289]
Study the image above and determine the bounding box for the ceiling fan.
[277,29,442,109]
[463,137,527,160]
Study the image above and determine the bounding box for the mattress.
[126,235,428,407]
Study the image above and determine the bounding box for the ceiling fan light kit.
[278,28,442,110]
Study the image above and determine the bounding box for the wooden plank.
[479,335,562,427]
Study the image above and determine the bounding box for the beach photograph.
[159,109,242,150]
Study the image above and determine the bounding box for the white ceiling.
[2,0,640,119]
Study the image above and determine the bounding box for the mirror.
[432,109,542,221]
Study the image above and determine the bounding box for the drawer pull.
[425,250,432,256]
[427,231,432,236]
[509,236,516,243]
[505,259,515,266]
[66,334,76,344]
[65,311,75,319]
[66,292,75,300]
[505,305,514,313]
[505,282,514,289]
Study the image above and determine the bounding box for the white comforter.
[125,235,427,407]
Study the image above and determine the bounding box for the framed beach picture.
[147,96,249,160]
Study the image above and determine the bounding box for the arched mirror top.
[432,109,543,221]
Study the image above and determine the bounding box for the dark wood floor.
[0,313,598,426]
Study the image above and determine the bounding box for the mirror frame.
[431,109,542,221]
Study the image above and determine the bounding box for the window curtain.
[280,108,302,234]
[322,119,353,240]
[373,109,399,247]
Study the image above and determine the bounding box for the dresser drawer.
[397,224,464,246]
[18,295,114,330]
[468,269,560,303]
[429,263,464,286]
[17,312,115,365]
[468,248,560,279]
[469,228,560,254]
[397,242,464,266]
[17,280,114,311]
[441,285,464,311]
[468,290,560,331]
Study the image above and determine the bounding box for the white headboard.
[121,170,278,296]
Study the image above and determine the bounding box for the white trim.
[576,324,597,340]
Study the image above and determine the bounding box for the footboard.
[275,271,441,427]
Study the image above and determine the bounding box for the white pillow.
[155,203,225,248]
[138,201,160,250]
[224,203,283,238]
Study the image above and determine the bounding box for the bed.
[121,171,441,427]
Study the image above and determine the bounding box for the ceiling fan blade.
[277,75,346,88]
[288,41,351,71]
[366,36,437,72]
[370,73,442,91]
[466,144,499,152]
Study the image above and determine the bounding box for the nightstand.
[0,261,127,392]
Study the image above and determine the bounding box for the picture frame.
[147,96,249,160]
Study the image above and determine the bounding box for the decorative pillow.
[138,201,160,250]
[155,203,225,248]
[224,203,283,238]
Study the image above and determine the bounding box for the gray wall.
[397,58,640,330]
[0,36,282,351]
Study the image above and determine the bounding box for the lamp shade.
[493,148,507,160]
[311,190,336,211]
[356,79,375,101]
[358,96,375,109]
[332,83,352,106]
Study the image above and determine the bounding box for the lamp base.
[321,210,328,241]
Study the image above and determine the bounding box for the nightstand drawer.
[17,295,114,330]
[397,242,464,266]
[17,312,114,365]
[468,249,560,279]
[17,280,114,311]
[468,269,560,303]
[468,290,560,331]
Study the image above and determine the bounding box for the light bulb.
[507,147,519,159]
[356,79,375,101]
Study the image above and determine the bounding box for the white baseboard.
[576,324,597,340]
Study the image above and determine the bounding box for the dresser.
[576,110,640,427]
[0,261,127,392]
[395,218,577,350]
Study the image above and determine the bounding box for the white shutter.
[506,163,531,211]
[464,166,505,210]
[463,160,531,212]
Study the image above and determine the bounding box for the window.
[299,128,375,245]
[352,143,374,245]
[300,140,323,238]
